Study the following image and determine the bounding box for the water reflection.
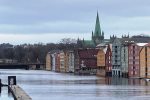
[0,86,14,100]
[95,77,150,86]
[0,69,150,100]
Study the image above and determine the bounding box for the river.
[0,69,150,100]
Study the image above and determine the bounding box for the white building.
[68,51,75,73]
[51,53,56,71]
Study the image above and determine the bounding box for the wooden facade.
[128,43,145,78]
[140,47,146,78]
[74,49,80,74]
[78,48,99,74]
[121,44,128,77]
[55,53,60,72]
[65,51,69,73]
[59,51,66,73]
[140,44,150,78]
[96,48,107,77]
[45,41,150,78]
[97,49,106,67]
[68,51,75,73]
[147,46,150,78]
[59,51,69,73]
[105,44,112,76]
[112,38,122,76]
[46,53,51,71]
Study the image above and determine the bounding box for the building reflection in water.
[96,77,150,86]
[95,77,150,98]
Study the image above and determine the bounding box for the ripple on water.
[0,69,150,100]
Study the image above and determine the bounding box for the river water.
[0,69,150,100]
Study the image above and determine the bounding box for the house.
[121,43,129,77]
[78,48,99,75]
[128,43,147,78]
[112,38,122,76]
[55,52,60,72]
[65,51,69,73]
[45,52,51,71]
[139,43,150,78]
[68,51,75,73]
[59,51,66,73]
[59,51,69,73]
[51,53,56,71]
[74,49,80,74]
[105,44,112,76]
[96,46,107,77]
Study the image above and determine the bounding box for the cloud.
[0,33,91,44]
[0,0,149,43]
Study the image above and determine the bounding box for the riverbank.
[8,85,32,100]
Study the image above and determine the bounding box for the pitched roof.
[136,43,148,46]
[145,42,150,46]
[83,40,95,47]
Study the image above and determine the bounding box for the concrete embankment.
[8,85,32,100]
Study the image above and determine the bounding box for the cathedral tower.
[92,12,104,45]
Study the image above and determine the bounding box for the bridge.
[0,63,45,70]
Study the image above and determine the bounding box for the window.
[133,50,135,54]
[145,67,148,72]
[133,61,135,65]
[60,61,64,67]
[129,61,132,64]
[115,55,118,58]
[131,71,133,75]
[115,60,117,63]
[134,71,137,75]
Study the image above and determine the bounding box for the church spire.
[94,12,101,36]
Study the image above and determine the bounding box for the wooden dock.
[9,85,32,100]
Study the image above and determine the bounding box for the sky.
[0,0,150,44]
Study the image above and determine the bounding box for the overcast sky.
[0,0,150,44]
